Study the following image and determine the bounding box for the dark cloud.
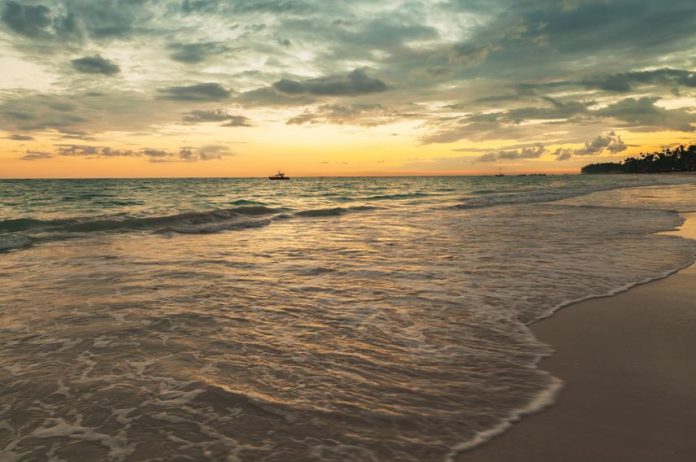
[425,95,592,144]
[222,116,252,127]
[232,0,309,14]
[478,143,546,162]
[181,0,309,15]
[46,101,77,111]
[3,110,35,121]
[1,0,150,45]
[182,110,252,126]
[168,41,229,64]
[333,17,440,50]
[1,107,88,132]
[71,55,120,75]
[582,68,696,93]
[572,132,627,156]
[158,83,231,101]
[449,42,499,66]
[236,87,314,107]
[8,134,34,141]
[555,131,628,160]
[504,99,589,123]
[273,69,388,96]
[178,145,234,161]
[287,103,405,126]
[142,148,170,158]
[0,91,184,136]
[423,117,525,144]
[1,1,51,38]
[20,150,52,160]
[554,148,574,161]
[48,144,231,162]
[57,144,101,156]
[99,147,138,157]
[181,0,220,14]
[596,97,695,132]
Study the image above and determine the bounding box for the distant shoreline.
[582,144,696,174]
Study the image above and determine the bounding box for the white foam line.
[447,211,696,460]
[445,376,562,461]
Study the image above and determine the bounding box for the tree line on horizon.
[582,144,696,174]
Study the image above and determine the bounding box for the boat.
[495,167,504,177]
[269,171,290,180]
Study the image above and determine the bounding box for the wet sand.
[457,213,696,462]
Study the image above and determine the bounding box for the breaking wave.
[294,205,379,217]
[0,234,31,252]
[0,205,384,247]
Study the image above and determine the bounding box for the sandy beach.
[457,214,696,462]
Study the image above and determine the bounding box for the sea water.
[1,175,696,461]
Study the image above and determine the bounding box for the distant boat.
[269,171,290,180]
[495,167,504,177]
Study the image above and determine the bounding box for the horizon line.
[0,172,582,180]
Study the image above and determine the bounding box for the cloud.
[167,42,229,64]
[182,110,252,126]
[1,0,152,46]
[423,96,592,144]
[20,150,52,160]
[596,97,695,132]
[422,110,528,144]
[449,42,499,66]
[1,1,51,38]
[51,143,233,162]
[99,147,138,157]
[287,103,404,126]
[8,134,34,140]
[236,87,314,107]
[272,69,388,97]
[71,55,120,75]
[478,143,546,162]
[178,145,234,161]
[555,131,628,160]
[582,68,696,93]
[158,83,232,101]
[0,91,181,136]
[573,132,626,155]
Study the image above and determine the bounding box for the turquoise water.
[1,175,695,461]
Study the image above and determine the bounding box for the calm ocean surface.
[2,175,696,461]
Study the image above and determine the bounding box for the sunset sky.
[0,0,694,177]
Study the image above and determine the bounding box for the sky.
[0,0,694,178]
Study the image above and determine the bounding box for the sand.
[457,213,696,462]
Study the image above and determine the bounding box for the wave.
[363,192,430,201]
[0,206,282,236]
[294,205,379,217]
[452,184,632,210]
[0,218,47,233]
[160,217,274,234]
[229,199,267,206]
[0,204,382,249]
[0,234,32,252]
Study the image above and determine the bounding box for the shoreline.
[456,213,696,461]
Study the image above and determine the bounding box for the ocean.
[1,175,696,461]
